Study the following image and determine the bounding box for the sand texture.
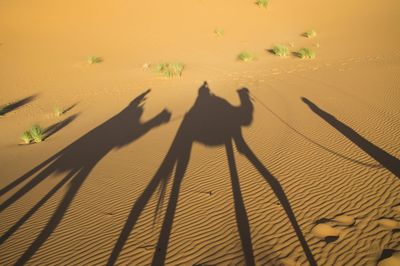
[1,0,400,265]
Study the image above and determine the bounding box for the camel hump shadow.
[183,81,253,146]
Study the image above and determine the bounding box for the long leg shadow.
[0,90,171,264]
[107,125,184,266]
[234,132,317,266]
[109,82,316,266]
[44,113,79,141]
[302,97,400,179]
[226,139,255,266]
[0,94,37,116]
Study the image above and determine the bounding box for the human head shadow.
[0,94,37,116]
[302,97,399,179]
[0,89,171,264]
[109,82,316,266]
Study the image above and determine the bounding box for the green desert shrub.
[29,124,44,143]
[155,62,185,77]
[255,0,269,8]
[214,28,225,37]
[21,131,32,144]
[295,48,316,59]
[87,56,103,64]
[54,107,64,117]
[303,30,317,38]
[271,45,289,57]
[237,51,255,62]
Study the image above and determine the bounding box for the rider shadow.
[109,82,317,266]
[302,97,399,179]
[0,89,171,265]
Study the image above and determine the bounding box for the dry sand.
[1,0,400,265]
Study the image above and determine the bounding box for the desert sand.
[1,0,400,265]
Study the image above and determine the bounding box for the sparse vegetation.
[271,45,289,57]
[255,0,269,8]
[303,30,317,38]
[295,48,316,59]
[87,56,103,65]
[214,28,225,37]
[237,51,255,62]
[54,107,64,117]
[155,62,185,77]
[29,124,44,143]
[21,131,32,144]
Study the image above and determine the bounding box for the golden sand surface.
[1,0,399,265]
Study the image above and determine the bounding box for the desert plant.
[54,107,64,117]
[237,51,255,62]
[87,56,103,65]
[214,28,225,37]
[271,45,289,57]
[155,62,185,77]
[29,124,44,143]
[255,0,269,8]
[295,48,316,59]
[303,30,317,38]
[21,131,32,144]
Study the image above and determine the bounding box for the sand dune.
[1,0,400,265]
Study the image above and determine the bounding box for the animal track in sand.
[377,218,400,230]
[332,215,356,226]
[378,249,400,266]
[311,223,340,243]
[312,214,356,243]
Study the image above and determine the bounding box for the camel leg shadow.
[233,131,317,266]
[152,139,192,265]
[225,138,256,266]
[107,131,187,266]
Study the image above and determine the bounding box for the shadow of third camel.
[108,82,317,266]
[302,97,399,179]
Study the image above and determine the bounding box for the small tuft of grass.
[255,0,269,8]
[295,48,316,59]
[87,56,103,65]
[29,124,44,143]
[237,51,255,62]
[271,45,289,57]
[155,62,185,78]
[21,131,32,144]
[303,30,317,38]
[214,28,225,37]
[54,107,64,117]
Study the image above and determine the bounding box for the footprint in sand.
[311,223,340,243]
[377,218,400,230]
[332,215,356,226]
[312,214,355,243]
[378,249,400,266]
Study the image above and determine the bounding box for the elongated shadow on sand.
[0,90,171,264]
[43,113,79,141]
[108,82,316,266]
[302,97,399,179]
[0,95,37,116]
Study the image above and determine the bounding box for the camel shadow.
[108,82,317,266]
[0,89,171,265]
[302,97,399,179]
